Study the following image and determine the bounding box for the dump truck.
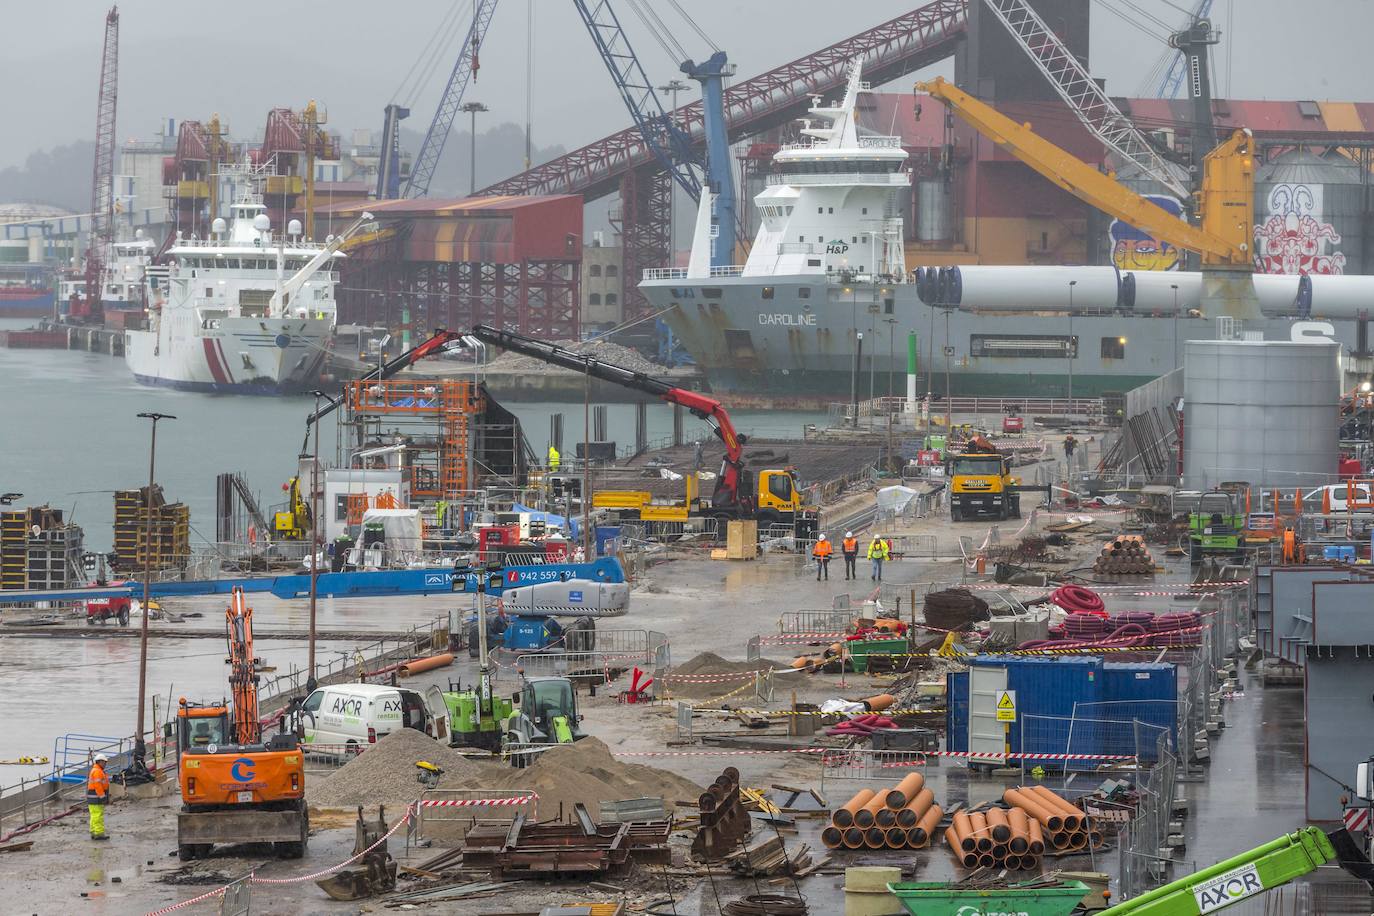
[949,451,1022,522]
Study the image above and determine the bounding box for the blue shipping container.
[946,656,1104,765]
[1099,662,1179,761]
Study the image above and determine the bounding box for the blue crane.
[571,0,736,265]
[376,0,500,200]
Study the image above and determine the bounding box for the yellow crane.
[915,77,1256,270]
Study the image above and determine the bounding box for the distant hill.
[0,141,95,212]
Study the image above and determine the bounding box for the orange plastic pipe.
[833,788,875,828]
[843,827,865,849]
[952,810,976,852]
[856,793,887,828]
[944,825,961,854]
[915,802,943,849]
[1003,788,1061,831]
[1027,818,1045,855]
[897,787,935,827]
[821,825,844,848]
[886,772,926,809]
[906,826,927,848]
[968,811,992,852]
[864,826,887,848]
[1007,807,1031,854]
[864,693,896,712]
[985,807,1011,843]
[399,652,454,676]
[884,826,908,848]
[1028,785,1082,831]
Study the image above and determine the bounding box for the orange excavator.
[175,587,308,861]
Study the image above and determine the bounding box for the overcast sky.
[1,0,1370,169]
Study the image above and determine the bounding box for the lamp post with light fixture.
[1067,280,1077,404]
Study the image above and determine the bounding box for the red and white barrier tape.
[823,750,1136,763]
[416,794,537,808]
[760,632,847,643]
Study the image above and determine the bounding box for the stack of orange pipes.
[821,772,943,850]
[1002,785,1104,856]
[943,804,1044,871]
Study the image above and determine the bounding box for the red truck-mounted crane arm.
[225,587,260,746]
[467,325,751,513]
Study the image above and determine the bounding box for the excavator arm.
[916,77,1254,268]
[224,587,260,746]
[467,325,749,511]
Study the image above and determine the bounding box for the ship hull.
[126,315,330,396]
[646,275,1362,402]
[0,290,55,318]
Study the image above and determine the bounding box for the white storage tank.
[1183,339,1340,491]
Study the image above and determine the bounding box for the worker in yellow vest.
[548,444,561,471]
[812,534,833,581]
[841,532,859,580]
[867,535,890,582]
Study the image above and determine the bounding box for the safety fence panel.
[1017,714,1152,774]
[889,534,939,558]
[1070,700,1179,763]
[415,789,538,845]
[1118,730,1188,900]
[819,749,930,794]
[779,609,855,636]
[564,628,669,668]
[507,650,617,684]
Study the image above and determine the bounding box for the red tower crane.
[77,6,120,323]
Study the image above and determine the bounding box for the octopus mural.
[1108,194,1184,271]
[1253,183,1346,275]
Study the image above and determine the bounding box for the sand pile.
[309,727,504,809]
[459,737,703,820]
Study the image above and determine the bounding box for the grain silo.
[1253,149,1363,275]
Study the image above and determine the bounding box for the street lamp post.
[461,102,489,195]
[657,79,687,259]
[1067,280,1077,405]
[134,411,176,773]
[307,391,324,693]
[852,332,864,427]
[943,308,953,432]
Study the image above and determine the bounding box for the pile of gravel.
[309,727,503,809]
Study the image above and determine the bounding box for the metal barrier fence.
[818,749,930,794]
[564,628,669,668]
[415,789,538,845]
[1016,715,1166,777]
[1118,729,1191,900]
[779,609,855,636]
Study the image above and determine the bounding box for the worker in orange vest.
[812,533,833,581]
[87,753,110,840]
[841,531,859,580]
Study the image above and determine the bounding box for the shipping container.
[1097,662,1179,761]
[946,656,1105,765]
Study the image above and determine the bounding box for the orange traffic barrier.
[886,772,926,809]
[399,652,454,677]
[832,789,875,828]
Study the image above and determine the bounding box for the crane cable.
[391,0,474,106]
[621,0,688,69]
[665,0,719,53]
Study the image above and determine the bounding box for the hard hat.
[93,754,108,764]
[818,533,827,540]
[846,531,854,538]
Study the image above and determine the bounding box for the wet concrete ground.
[5,473,1366,913]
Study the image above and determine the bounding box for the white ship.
[126,178,352,395]
[99,231,155,313]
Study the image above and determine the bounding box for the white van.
[298,684,442,753]
[1304,483,1373,512]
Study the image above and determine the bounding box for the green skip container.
[848,637,909,673]
[887,880,1090,916]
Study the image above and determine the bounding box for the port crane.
[73,6,120,324]
[175,587,307,861]
[916,77,1254,270]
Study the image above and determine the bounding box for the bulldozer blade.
[315,869,376,901]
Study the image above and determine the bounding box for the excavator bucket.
[315,806,398,901]
[1327,828,1374,887]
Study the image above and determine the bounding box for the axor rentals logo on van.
[1193,863,1264,912]
[331,697,364,717]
